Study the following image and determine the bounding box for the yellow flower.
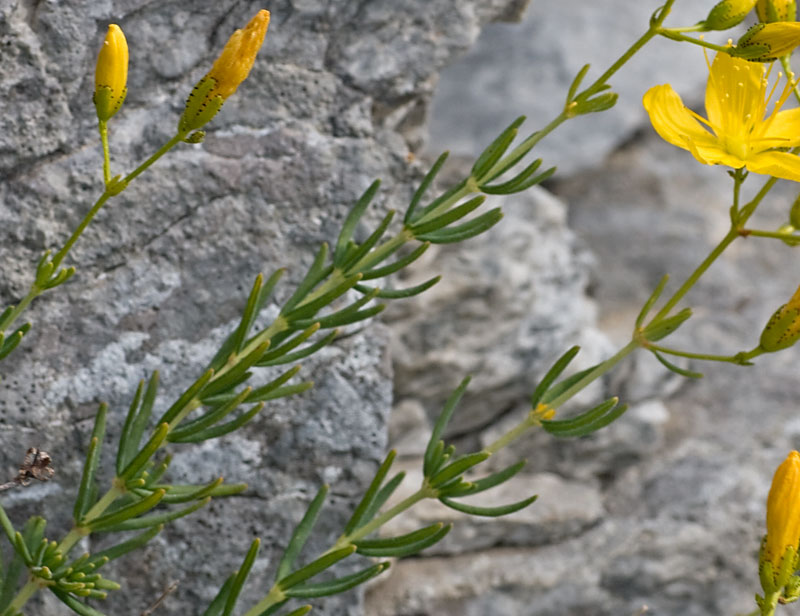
[759,284,800,351]
[737,21,800,60]
[93,24,129,122]
[756,0,797,22]
[643,51,800,182]
[764,451,800,573]
[178,10,270,134]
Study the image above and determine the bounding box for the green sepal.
[185,130,206,144]
[652,351,704,379]
[471,116,525,180]
[529,346,580,407]
[223,539,260,616]
[281,244,333,315]
[202,574,236,616]
[439,493,538,517]
[428,452,490,487]
[416,208,503,244]
[409,196,486,236]
[178,76,224,133]
[257,330,337,367]
[361,242,430,280]
[636,275,670,328]
[156,368,215,426]
[424,377,471,476]
[438,460,526,498]
[355,522,450,557]
[406,152,449,224]
[276,484,329,581]
[167,403,265,443]
[334,180,381,266]
[95,497,210,533]
[642,308,692,342]
[354,276,440,300]
[340,210,396,272]
[344,450,396,535]
[277,546,355,590]
[74,404,108,521]
[284,562,389,598]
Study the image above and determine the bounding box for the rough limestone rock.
[0,1,535,614]
[369,1,800,615]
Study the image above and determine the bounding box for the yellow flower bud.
[762,452,800,584]
[94,24,129,122]
[756,0,797,22]
[736,21,800,60]
[759,285,800,352]
[178,9,270,134]
[702,0,759,30]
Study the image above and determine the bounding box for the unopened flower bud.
[760,285,800,352]
[760,452,800,593]
[702,0,759,30]
[94,24,129,122]
[736,21,800,60]
[757,0,797,22]
[178,9,270,134]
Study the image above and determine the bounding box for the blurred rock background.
[0,0,796,615]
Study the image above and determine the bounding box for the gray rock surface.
[0,0,536,614]
[369,1,800,615]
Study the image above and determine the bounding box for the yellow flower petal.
[762,108,800,147]
[745,150,800,181]
[705,51,765,131]
[643,85,713,153]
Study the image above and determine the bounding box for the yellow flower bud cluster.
[93,24,128,122]
[757,0,797,22]
[178,10,270,134]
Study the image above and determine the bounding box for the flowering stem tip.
[94,24,128,122]
[178,9,270,134]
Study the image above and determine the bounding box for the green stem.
[99,120,111,186]
[656,29,733,54]
[52,132,184,271]
[546,340,639,410]
[648,343,763,365]
[760,590,781,616]
[0,286,42,332]
[484,415,538,455]
[744,228,800,242]
[341,488,431,546]
[3,578,40,616]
